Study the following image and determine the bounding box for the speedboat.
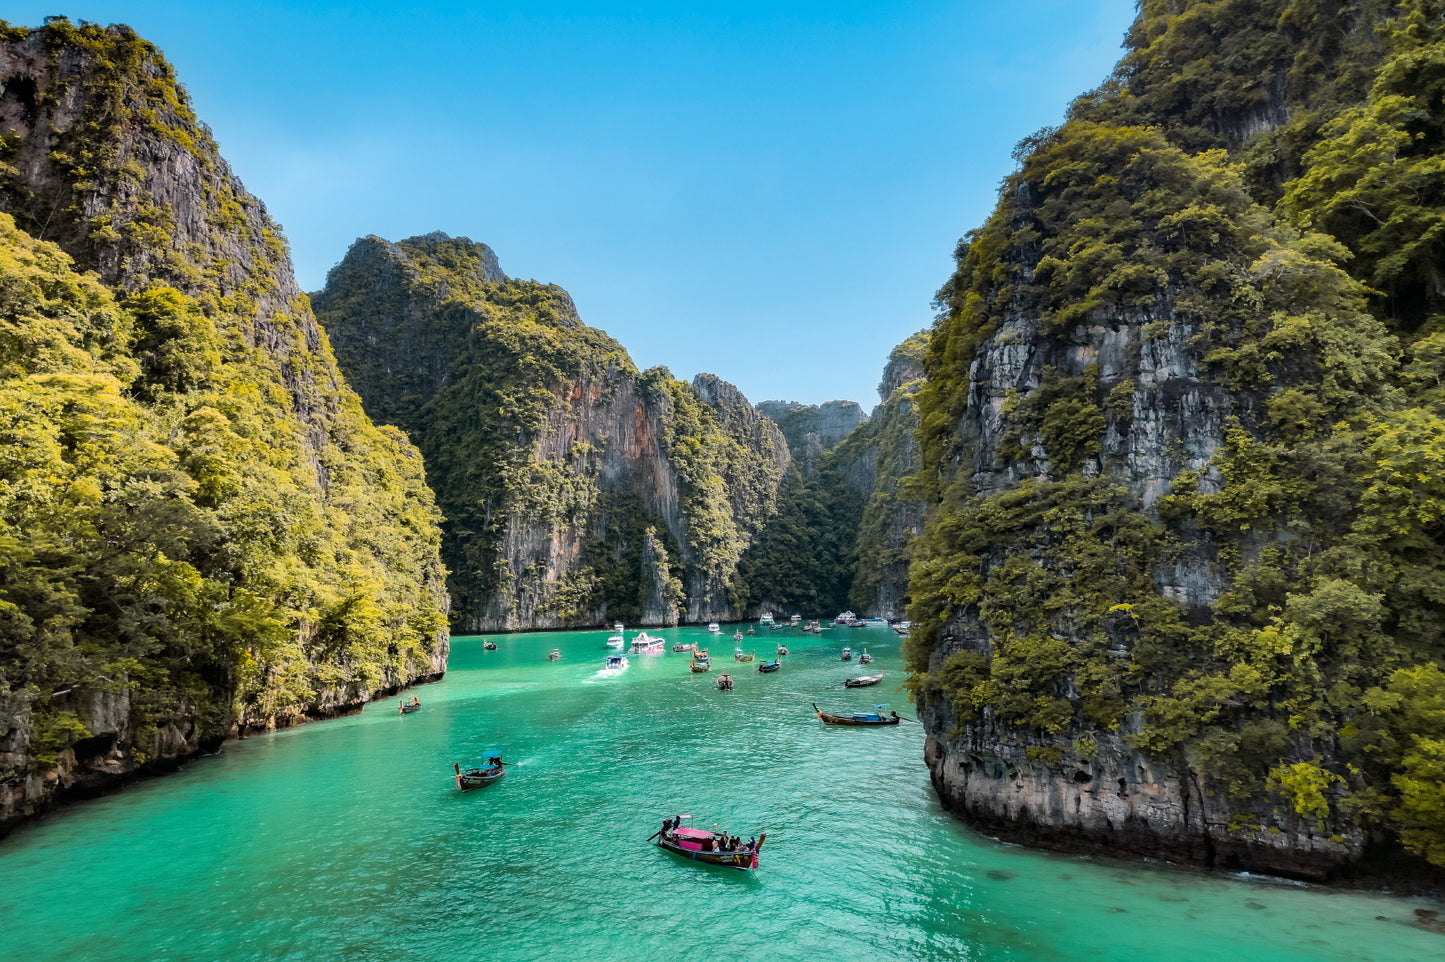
[602,654,629,674]
[607,623,625,648]
[841,647,853,661]
[708,622,721,633]
[759,611,775,626]
[858,649,872,664]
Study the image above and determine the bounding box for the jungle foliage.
[908,0,1445,866]
[0,19,448,781]
[314,235,787,630]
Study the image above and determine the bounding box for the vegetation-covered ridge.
[908,0,1445,879]
[0,19,449,833]
[735,331,928,622]
[315,233,790,631]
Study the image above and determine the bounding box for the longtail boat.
[690,657,712,673]
[673,642,697,653]
[655,824,766,871]
[844,670,884,688]
[734,649,755,663]
[399,697,421,714]
[548,648,561,661]
[813,702,901,726]
[776,644,788,656]
[717,673,734,690]
[454,757,506,790]
[757,659,780,673]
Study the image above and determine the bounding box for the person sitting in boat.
[407,695,420,707]
[745,836,756,852]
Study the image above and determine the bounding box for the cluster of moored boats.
[434,615,909,873]
[597,622,888,691]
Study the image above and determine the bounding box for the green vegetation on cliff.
[0,20,448,804]
[314,234,788,631]
[908,0,1445,869]
[735,332,927,619]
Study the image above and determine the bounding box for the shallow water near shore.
[2,629,1442,961]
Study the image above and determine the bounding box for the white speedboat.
[602,653,629,674]
[759,611,775,626]
[708,622,720,633]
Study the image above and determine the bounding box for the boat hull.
[655,835,761,871]
[813,703,901,726]
[456,769,504,790]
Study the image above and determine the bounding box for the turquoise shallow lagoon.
[2,629,1442,961]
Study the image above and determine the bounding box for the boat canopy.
[672,826,714,840]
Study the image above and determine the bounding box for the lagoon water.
[2,629,1442,962]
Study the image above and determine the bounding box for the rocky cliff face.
[0,20,449,835]
[756,399,866,475]
[837,332,929,620]
[907,1,1445,883]
[315,235,790,631]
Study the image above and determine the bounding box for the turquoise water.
[2,629,1442,961]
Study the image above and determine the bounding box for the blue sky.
[8,2,1138,409]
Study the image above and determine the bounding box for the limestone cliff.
[756,399,865,475]
[733,332,926,621]
[0,20,448,835]
[314,234,790,631]
[908,0,1445,883]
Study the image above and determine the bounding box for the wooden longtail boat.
[483,641,497,650]
[399,697,421,714]
[690,657,712,673]
[454,758,506,790]
[548,648,561,661]
[776,644,788,656]
[656,826,766,871]
[673,642,697,653]
[813,703,901,726]
[717,673,734,690]
[757,659,780,673]
[844,671,884,688]
[734,649,755,662]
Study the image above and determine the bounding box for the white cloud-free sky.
[7,2,1139,409]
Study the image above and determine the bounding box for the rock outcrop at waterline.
[314,233,790,632]
[0,19,449,835]
[907,0,1445,884]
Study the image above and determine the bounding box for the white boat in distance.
[602,653,629,674]
[708,622,721,633]
[759,612,775,626]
